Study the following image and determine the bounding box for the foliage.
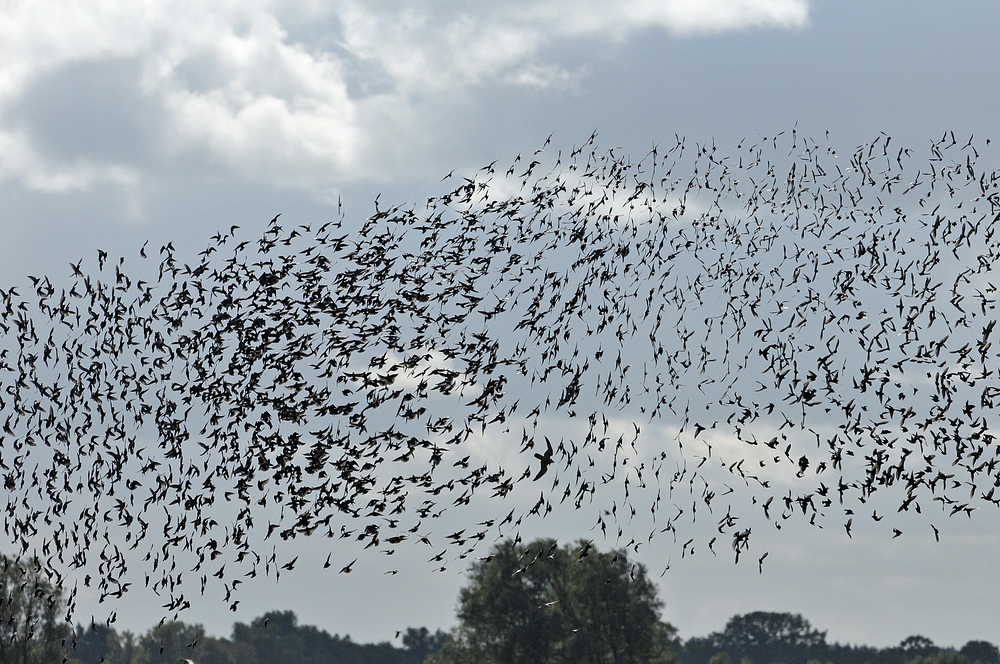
[59,609,441,664]
[960,642,1000,664]
[704,612,828,664]
[0,554,72,664]
[402,627,452,661]
[227,610,439,664]
[682,625,1000,664]
[428,538,679,664]
[899,637,939,659]
[907,653,972,664]
[133,620,207,663]
[71,623,131,664]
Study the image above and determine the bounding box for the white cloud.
[160,15,360,186]
[518,0,809,40]
[338,0,810,89]
[502,62,587,89]
[0,0,811,196]
[621,0,810,35]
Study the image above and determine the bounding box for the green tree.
[708,612,827,664]
[908,654,970,664]
[898,636,937,659]
[402,627,451,661]
[228,610,429,664]
[72,622,127,664]
[960,642,1000,664]
[198,634,257,664]
[135,620,207,664]
[231,612,306,664]
[0,554,72,664]
[684,635,720,664]
[427,538,679,664]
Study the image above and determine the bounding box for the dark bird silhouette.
[533,437,555,481]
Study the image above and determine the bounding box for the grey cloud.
[172,50,234,95]
[3,57,166,166]
[339,54,396,100]
[280,13,396,99]
[173,44,392,101]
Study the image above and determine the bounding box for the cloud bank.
[0,0,810,198]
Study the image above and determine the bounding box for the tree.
[63,610,437,664]
[228,610,425,664]
[907,654,970,664]
[135,620,208,664]
[706,612,827,664]
[401,627,451,661]
[427,538,678,664]
[898,636,937,658]
[231,611,306,664]
[72,623,127,664]
[0,554,72,664]
[960,642,1000,664]
[197,635,257,664]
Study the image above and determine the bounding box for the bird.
[533,437,555,480]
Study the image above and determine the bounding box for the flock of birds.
[3,129,1000,625]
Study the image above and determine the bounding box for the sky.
[3,0,1000,651]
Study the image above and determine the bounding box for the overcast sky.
[3,0,1000,651]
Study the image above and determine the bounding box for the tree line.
[683,614,999,664]
[3,547,997,664]
[1,554,447,664]
[65,614,449,664]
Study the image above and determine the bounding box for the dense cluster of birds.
[3,129,1000,623]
